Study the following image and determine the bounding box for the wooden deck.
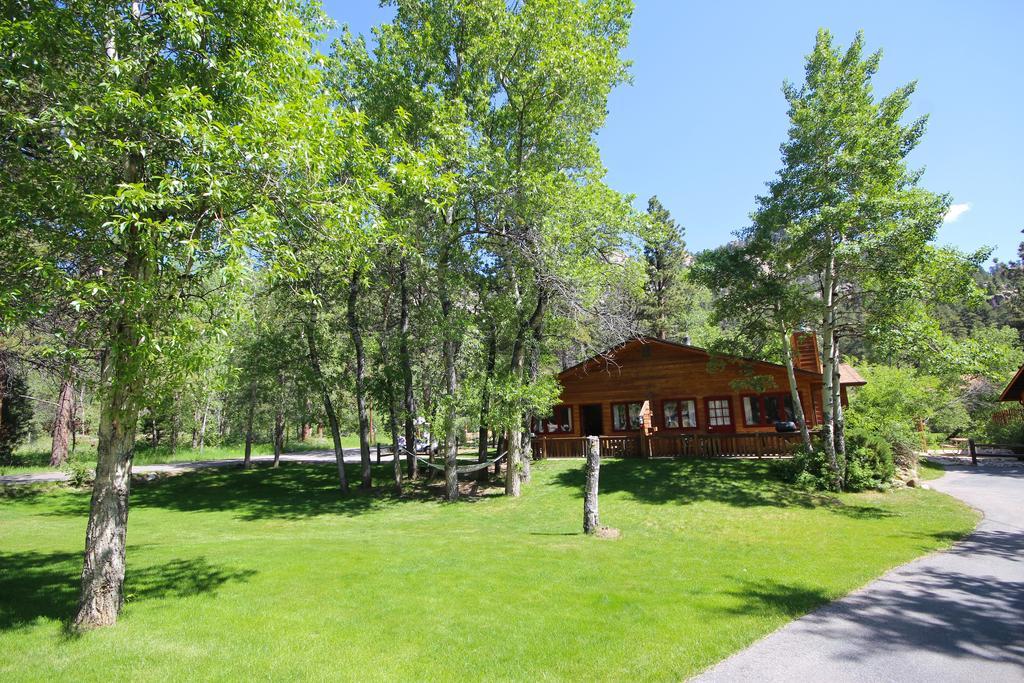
[532,432,804,460]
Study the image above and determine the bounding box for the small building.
[998,365,1024,404]
[533,335,865,457]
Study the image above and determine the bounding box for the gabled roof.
[559,335,865,386]
[999,365,1024,402]
[838,363,867,387]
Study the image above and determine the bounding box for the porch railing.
[532,432,804,460]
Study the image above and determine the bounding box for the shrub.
[843,427,896,491]
[776,428,895,492]
[775,445,841,492]
[64,459,93,488]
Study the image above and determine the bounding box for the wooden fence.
[532,436,642,459]
[532,432,803,460]
[967,439,1024,465]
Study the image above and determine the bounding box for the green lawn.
[919,458,947,481]
[0,458,976,681]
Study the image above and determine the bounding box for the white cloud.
[943,202,971,223]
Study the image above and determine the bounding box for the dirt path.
[0,449,388,486]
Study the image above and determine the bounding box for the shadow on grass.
[552,458,896,518]
[0,550,255,632]
[724,578,833,617]
[33,463,414,521]
[130,463,397,521]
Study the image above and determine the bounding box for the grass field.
[919,458,947,481]
[0,458,977,681]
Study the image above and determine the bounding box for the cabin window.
[612,402,644,431]
[662,399,698,430]
[534,405,572,434]
[707,398,732,427]
[742,393,795,426]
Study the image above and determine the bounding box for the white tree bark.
[583,436,601,534]
[779,324,813,453]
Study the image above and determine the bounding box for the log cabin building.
[532,334,866,458]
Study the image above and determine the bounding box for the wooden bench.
[967,439,1024,465]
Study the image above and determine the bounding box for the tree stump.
[584,435,601,534]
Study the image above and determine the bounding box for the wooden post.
[584,436,601,535]
[376,441,381,464]
[968,438,977,466]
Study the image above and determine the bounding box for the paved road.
[0,449,397,486]
[695,460,1024,682]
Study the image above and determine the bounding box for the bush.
[776,428,895,492]
[775,446,840,492]
[843,427,896,491]
[63,459,93,488]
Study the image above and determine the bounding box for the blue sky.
[323,1,1022,264]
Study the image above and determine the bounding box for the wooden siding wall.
[554,341,821,437]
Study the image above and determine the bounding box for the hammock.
[408,450,507,475]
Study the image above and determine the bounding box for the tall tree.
[0,0,332,627]
[753,30,979,487]
[639,197,688,340]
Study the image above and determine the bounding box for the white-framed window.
[707,398,732,427]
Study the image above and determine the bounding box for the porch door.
[581,404,603,436]
[705,397,735,433]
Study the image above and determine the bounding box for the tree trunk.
[399,259,418,479]
[197,396,209,452]
[301,396,311,442]
[218,394,228,440]
[832,338,846,483]
[388,389,402,493]
[347,270,373,490]
[583,436,601,534]
[74,213,146,629]
[190,406,200,449]
[818,255,842,489]
[305,318,348,493]
[505,427,522,497]
[74,131,149,629]
[505,290,546,496]
[437,245,461,501]
[50,377,75,467]
[70,386,78,453]
[779,323,813,453]
[476,324,497,481]
[243,381,256,469]
[73,362,138,629]
[495,431,506,476]
[522,298,546,486]
[442,346,459,501]
[170,391,180,453]
[273,373,284,468]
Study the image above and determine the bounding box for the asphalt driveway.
[695,460,1024,682]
